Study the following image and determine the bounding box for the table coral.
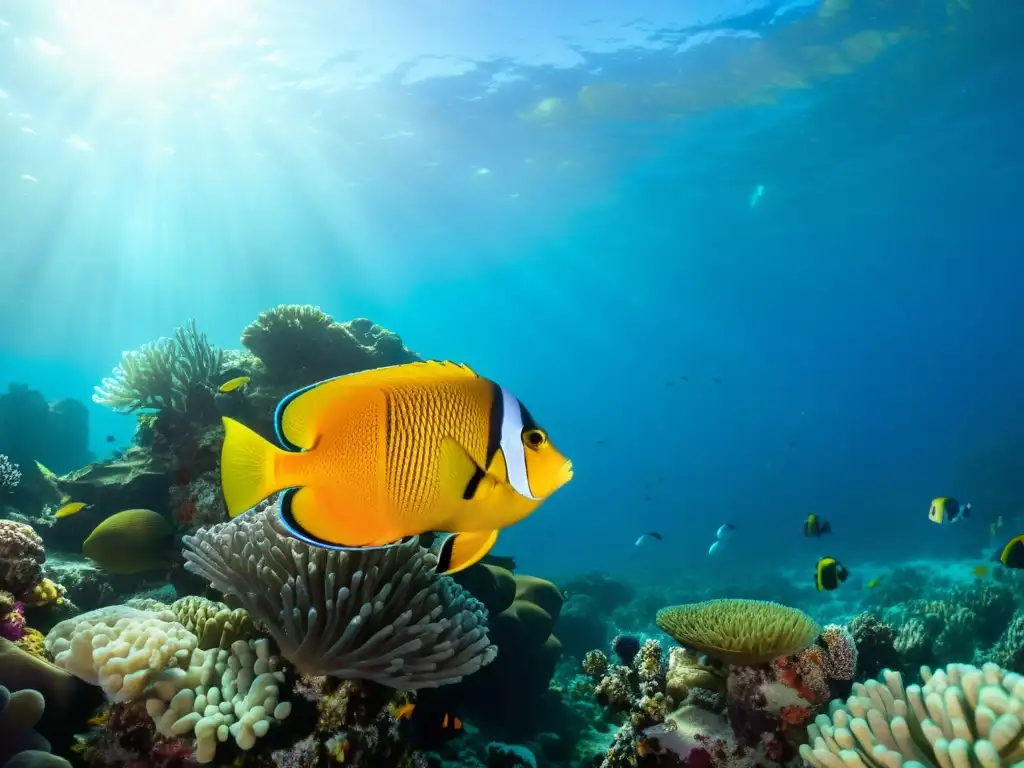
[0,520,45,600]
[656,599,820,666]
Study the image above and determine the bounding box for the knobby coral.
[656,598,820,666]
[0,520,45,600]
[182,502,497,689]
[92,319,225,412]
[801,662,1024,768]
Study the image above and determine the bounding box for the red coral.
[780,705,812,726]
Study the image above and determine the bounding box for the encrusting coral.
[656,598,820,666]
[182,500,497,689]
[801,662,1024,768]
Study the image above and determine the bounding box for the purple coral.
[0,599,26,641]
[0,520,45,600]
[0,454,20,492]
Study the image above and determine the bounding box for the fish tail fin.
[821,521,832,534]
[221,417,288,517]
[962,503,971,517]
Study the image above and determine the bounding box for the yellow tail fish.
[219,360,574,575]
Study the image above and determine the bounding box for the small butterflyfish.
[866,577,881,589]
[55,501,87,519]
[219,361,573,576]
[803,514,831,537]
[928,497,971,524]
[218,376,250,393]
[972,564,989,578]
[716,523,735,540]
[635,531,663,547]
[814,556,848,591]
[994,534,1024,570]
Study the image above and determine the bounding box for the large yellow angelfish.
[219,360,573,575]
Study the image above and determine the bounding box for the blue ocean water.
[1,0,1021,587]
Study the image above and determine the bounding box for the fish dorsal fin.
[275,361,480,450]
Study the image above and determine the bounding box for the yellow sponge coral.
[656,598,819,666]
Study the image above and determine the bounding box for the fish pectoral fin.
[221,417,287,517]
[438,436,497,502]
[436,530,499,575]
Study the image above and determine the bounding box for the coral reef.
[801,662,1024,768]
[0,383,92,481]
[182,502,497,689]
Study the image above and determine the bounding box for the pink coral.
[0,520,45,599]
[820,624,858,681]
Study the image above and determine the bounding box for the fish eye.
[523,428,547,449]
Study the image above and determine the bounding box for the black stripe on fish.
[519,400,539,432]
[463,466,486,500]
[485,380,503,470]
[437,535,456,573]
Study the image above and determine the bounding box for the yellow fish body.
[219,361,573,575]
[866,577,881,589]
[218,376,250,393]
[55,501,87,519]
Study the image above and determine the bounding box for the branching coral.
[801,662,1024,768]
[182,502,497,689]
[92,319,225,412]
[656,598,820,666]
[0,453,21,492]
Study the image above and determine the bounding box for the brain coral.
[656,598,820,666]
[801,662,1024,768]
[182,502,497,689]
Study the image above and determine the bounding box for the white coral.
[44,606,197,702]
[44,605,290,764]
[800,662,1024,768]
[146,638,291,764]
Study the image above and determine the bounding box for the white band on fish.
[499,385,538,500]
